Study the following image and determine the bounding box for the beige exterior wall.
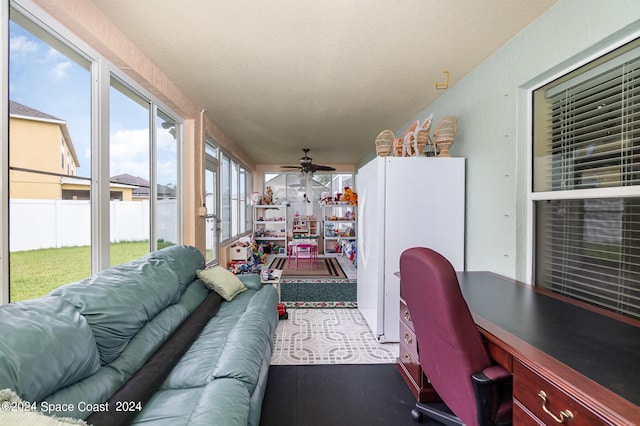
[115,187,134,202]
[9,116,77,199]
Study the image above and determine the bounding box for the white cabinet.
[357,157,465,342]
[253,205,287,254]
[322,204,357,255]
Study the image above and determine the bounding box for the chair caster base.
[411,408,423,422]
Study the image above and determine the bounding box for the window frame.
[217,148,252,245]
[528,30,640,320]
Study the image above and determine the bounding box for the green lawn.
[9,241,151,302]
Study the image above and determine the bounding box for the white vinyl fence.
[9,199,177,252]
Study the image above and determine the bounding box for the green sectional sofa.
[0,245,279,426]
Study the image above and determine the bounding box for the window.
[155,109,180,250]
[532,39,640,320]
[8,13,92,301]
[6,6,183,302]
[109,78,151,263]
[221,154,231,241]
[219,152,251,243]
[205,142,220,265]
[239,167,249,233]
[262,172,354,229]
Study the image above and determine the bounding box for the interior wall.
[394,0,640,281]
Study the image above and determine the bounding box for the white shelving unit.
[322,204,357,255]
[253,205,287,254]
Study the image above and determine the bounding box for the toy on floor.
[278,303,288,320]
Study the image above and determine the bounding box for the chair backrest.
[400,247,492,426]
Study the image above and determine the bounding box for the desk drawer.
[400,299,414,330]
[400,320,418,359]
[513,399,546,425]
[399,340,421,385]
[514,359,603,425]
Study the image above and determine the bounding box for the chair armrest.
[472,365,512,384]
[471,365,513,426]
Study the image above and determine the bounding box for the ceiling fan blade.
[310,164,336,172]
[280,149,336,173]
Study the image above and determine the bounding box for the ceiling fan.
[281,148,336,174]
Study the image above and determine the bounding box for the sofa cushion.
[84,291,223,426]
[212,313,272,394]
[144,245,205,293]
[159,289,257,390]
[0,296,101,402]
[197,267,247,301]
[50,257,181,365]
[42,281,210,420]
[160,285,278,391]
[130,379,251,426]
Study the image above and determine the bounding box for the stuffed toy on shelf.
[340,187,358,206]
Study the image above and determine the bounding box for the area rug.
[280,281,357,308]
[269,256,347,280]
[270,309,398,365]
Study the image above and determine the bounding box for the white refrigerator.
[356,156,465,342]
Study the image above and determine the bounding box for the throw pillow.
[0,388,88,425]
[197,267,247,301]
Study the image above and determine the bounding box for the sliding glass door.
[205,144,220,265]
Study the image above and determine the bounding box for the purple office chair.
[400,247,513,426]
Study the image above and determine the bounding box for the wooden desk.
[457,272,640,425]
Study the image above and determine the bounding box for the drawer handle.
[404,311,411,321]
[404,333,413,344]
[538,390,574,423]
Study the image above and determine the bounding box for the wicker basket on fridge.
[433,115,458,157]
[413,113,434,156]
[397,120,419,156]
[375,129,395,157]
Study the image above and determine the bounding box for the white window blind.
[535,198,640,319]
[533,40,640,320]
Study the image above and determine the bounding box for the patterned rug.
[270,309,398,365]
[269,256,347,280]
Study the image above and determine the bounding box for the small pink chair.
[295,243,318,268]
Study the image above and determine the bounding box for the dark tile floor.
[260,364,444,426]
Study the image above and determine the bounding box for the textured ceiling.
[89,0,557,166]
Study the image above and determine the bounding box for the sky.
[9,20,177,185]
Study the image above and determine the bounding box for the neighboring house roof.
[9,100,81,168]
[9,100,63,121]
[111,173,176,198]
[60,176,137,189]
